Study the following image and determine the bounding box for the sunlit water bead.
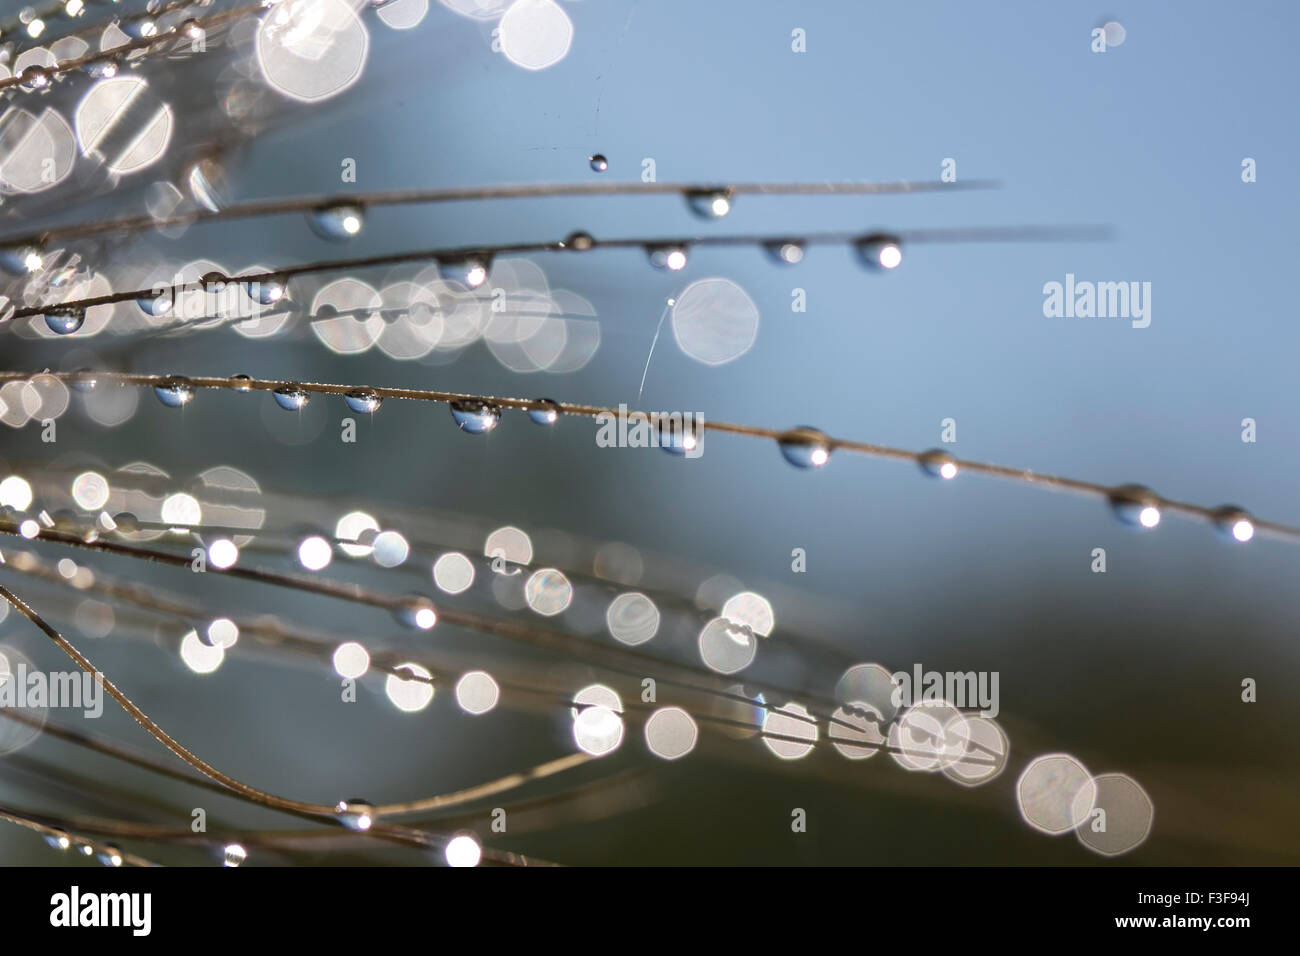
[527,398,561,425]
[42,308,85,335]
[308,202,365,241]
[0,244,44,275]
[334,800,376,831]
[588,153,608,172]
[449,399,501,434]
[43,830,72,851]
[563,230,595,251]
[657,415,702,456]
[19,66,53,93]
[1212,505,1255,543]
[273,386,310,411]
[154,376,195,408]
[763,240,805,265]
[444,834,482,867]
[436,254,492,289]
[918,448,959,480]
[95,844,123,867]
[246,274,288,305]
[856,233,904,270]
[230,374,254,393]
[778,427,832,468]
[344,388,382,414]
[81,57,121,80]
[207,537,239,569]
[136,288,174,316]
[647,244,689,271]
[122,16,160,40]
[394,595,437,630]
[685,189,733,219]
[69,369,98,392]
[1108,484,1162,529]
[223,843,247,867]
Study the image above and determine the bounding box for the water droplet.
[395,595,437,630]
[273,386,310,411]
[230,374,253,392]
[450,399,501,434]
[223,843,247,867]
[445,833,482,867]
[112,512,140,533]
[857,233,904,270]
[334,799,375,831]
[778,427,831,468]
[245,274,287,305]
[1109,484,1161,529]
[1212,505,1254,543]
[82,57,120,79]
[918,449,959,480]
[589,153,608,172]
[647,244,689,271]
[136,288,173,316]
[658,415,702,456]
[180,18,205,41]
[19,66,52,92]
[527,398,560,425]
[563,231,595,251]
[154,376,194,408]
[123,17,158,40]
[96,844,123,867]
[70,369,97,392]
[200,270,227,291]
[43,308,84,335]
[43,830,71,851]
[0,245,44,275]
[763,240,805,265]
[308,202,365,241]
[437,255,492,289]
[344,388,382,414]
[685,189,732,219]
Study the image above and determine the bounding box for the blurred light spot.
[433,552,475,594]
[444,834,481,867]
[698,617,756,674]
[1076,773,1153,856]
[942,715,1009,787]
[605,592,659,646]
[71,471,109,510]
[455,671,500,715]
[485,525,532,565]
[721,590,774,636]
[1017,753,1097,835]
[498,0,573,70]
[332,641,370,679]
[205,618,239,650]
[257,0,370,102]
[644,706,698,760]
[161,492,201,527]
[828,703,886,759]
[762,703,817,759]
[524,568,572,616]
[0,476,33,510]
[298,535,332,570]
[335,511,379,557]
[74,76,173,175]
[671,278,759,366]
[573,705,622,755]
[208,539,239,569]
[372,530,409,567]
[385,663,434,712]
[180,630,224,674]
